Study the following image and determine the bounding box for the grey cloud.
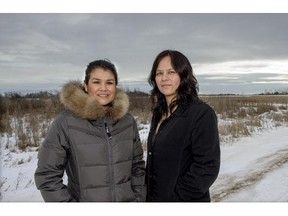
[197,72,288,94]
[1,13,288,94]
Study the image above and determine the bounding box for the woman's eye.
[156,72,162,76]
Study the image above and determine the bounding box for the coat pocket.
[116,180,136,202]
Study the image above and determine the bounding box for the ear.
[84,82,88,93]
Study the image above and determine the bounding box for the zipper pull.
[104,122,112,139]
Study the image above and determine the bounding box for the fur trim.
[60,80,129,120]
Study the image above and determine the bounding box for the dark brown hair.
[84,59,118,85]
[148,50,199,119]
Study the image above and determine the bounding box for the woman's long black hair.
[148,50,199,121]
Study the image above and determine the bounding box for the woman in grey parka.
[34,59,146,202]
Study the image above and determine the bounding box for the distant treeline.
[2,88,288,99]
[1,89,150,98]
[259,90,288,95]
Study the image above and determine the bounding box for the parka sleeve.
[131,117,147,202]
[34,114,75,202]
[175,106,221,201]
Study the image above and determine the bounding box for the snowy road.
[210,126,288,202]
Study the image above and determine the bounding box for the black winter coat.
[146,100,220,202]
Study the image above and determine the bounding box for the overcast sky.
[1,13,288,94]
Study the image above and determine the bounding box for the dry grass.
[1,92,288,149]
[202,95,288,144]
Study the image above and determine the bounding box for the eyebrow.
[91,78,115,81]
[156,68,174,72]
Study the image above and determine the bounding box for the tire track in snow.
[211,148,288,202]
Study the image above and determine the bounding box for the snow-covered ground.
[1,124,288,203]
[210,126,288,202]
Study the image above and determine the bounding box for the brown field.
[1,92,288,150]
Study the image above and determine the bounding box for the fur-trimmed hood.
[60,80,129,120]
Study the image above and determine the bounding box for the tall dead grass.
[202,95,288,144]
[1,92,288,149]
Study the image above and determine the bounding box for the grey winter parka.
[34,81,146,202]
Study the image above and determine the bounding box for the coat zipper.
[104,121,116,201]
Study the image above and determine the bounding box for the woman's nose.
[161,73,169,81]
[99,83,108,90]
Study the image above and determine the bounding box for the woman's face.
[84,68,116,106]
[155,55,181,104]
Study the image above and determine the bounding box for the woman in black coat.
[146,50,220,202]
